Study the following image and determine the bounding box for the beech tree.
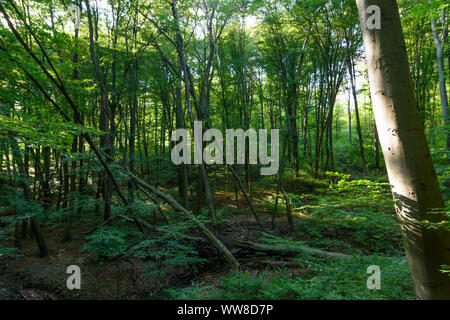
[0,0,449,300]
[356,0,450,299]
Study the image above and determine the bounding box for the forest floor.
[0,171,417,300]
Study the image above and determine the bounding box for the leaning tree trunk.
[356,0,450,299]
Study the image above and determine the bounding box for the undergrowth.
[165,255,414,300]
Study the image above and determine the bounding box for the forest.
[0,0,449,301]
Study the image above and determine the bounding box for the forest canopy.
[0,0,449,301]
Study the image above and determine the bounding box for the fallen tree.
[235,241,350,260]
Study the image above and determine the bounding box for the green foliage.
[82,215,208,277]
[298,178,393,215]
[297,206,402,255]
[82,225,140,263]
[421,207,450,279]
[259,171,402,254]
[319,172,393,211]
[164,283,217,300]
[0,185,44,219]
[114,199,157,220]
[421,207,450,232]
[289,194,306,210]
[167,255,414,300]
[0,246,23,258]
[129,238,207,278]
[128,219,209,278]
[435,164,450,203]
[440,265,450,277]
[0,0,448,301]
[0,113,101,151]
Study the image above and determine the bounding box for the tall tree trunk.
[63,19,81,241]
[85,0,113,221]
[172,0,216,223]
[42,146,51,209]
[373,120,380,170]
[62,136,78,241]
[348,57,367,175]
[356,0,450,299]
[348,86,352,144]
[128,60,138,200]
[429,1,449,152]
[174,84,189,208]
[9,137,48,257]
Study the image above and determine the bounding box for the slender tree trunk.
[62,136,78,241]
[174,84,189,208]
[349,57,367,174]
[42,146,51,209]
[63,159,69,209]
[9,137,48,257]
[275,131,294,232]
[374,120,380,170]
[85,0,113,221]
[348,86,352,144]
[172,0,216,223]
[429,1,449,152]
[129,59,139,200]
[357,0,450,299]
[63,20,81,240]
